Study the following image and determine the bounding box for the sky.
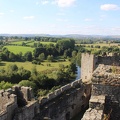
[0,0,120,35]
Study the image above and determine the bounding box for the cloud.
[100,4,120,11]
[23,16,35,20]
[41,0,49,5]
[55,0,76,7]
[84,18,92,22]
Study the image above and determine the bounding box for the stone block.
[47,92,55,100]
[41,97,48,104]
[55,89,61,96]
[71,81,79,87]
[61,84,71,92]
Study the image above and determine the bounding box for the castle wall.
[81,53,96,82]
[97,55,120,66]
[92,84,120,104]
[35,80,92,120]
[82,95,105,120]
[0,91,17,120]
[13,101,39,120]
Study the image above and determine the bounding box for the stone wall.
[36,80,92,120]
[97,55,120,66]
[0,89,17,120]
[81,53,96,82]
[81,53,120,83]
[13,101,39,120]
[82,95,105,120]
[0,80,92,120]
[81,53,120,120]
[91,64,120,120]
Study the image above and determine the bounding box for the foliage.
[47,55,54,62]
[24,51,32,61]
[0,81,13,90]
[19,80,36,90]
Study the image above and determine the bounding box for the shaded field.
[4,46,34,54]
[0,60,70,72]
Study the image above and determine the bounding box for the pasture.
[4,46,34,54]
[0,60,70,73]
[9,40,56,46]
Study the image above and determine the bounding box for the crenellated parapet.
[0,89,17,120]
[37,79,92,120]
[40,79,83,105]
[0,85,36,120]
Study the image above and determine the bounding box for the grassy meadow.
[0,60,70,73]
[9,40,56,46]
[4,46,34,54]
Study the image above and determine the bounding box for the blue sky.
[0,0,120,35]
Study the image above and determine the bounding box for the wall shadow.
[71,105,89,120]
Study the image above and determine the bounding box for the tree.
[72,51,77,58]
[47,55,54,62]
[19,80,36,91]
[38,53,45,61]
[56,39,75,55]
[24,51,32,61]
[9,52,16,61]
[7,64,18,72]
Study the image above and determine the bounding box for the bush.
[19,80,36,90]
[0,81,13,90]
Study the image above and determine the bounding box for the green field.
[80,43,120,48]
[9,40,56,46]
[0,60,70,72]
[4,46,34,54]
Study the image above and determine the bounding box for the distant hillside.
[0,34,120,40]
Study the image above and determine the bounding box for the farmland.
[4,46,34,54]
[0,60,70,73]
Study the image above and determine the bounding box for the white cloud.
[100,4,120,11]
[23,16,35,20]
[55,0,76,7]
[41,0,49,5]
[84,18,92,22]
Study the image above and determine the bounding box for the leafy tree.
[47,55,54,62]
[19,80,36,90]
[9,52,16,61]
[72,51,77,58]
[7,64,18,72]
[24,51,32,61]
[38,53,45,61]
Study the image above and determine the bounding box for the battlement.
[0,85,35,120]
[0,89,17,120]
[40,79,82,104]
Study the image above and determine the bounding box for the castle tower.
[81,53,96,82]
